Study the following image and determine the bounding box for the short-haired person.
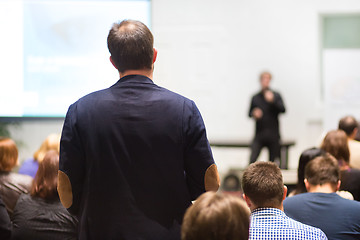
[58,20,220,240]
[284,155,360,240]
[0,137,32,216]
[248,71,286,164]
[339,116,360,169]
[242,161,327,240]
[181,192,250,240]
[289,147,326,196]
[12,150,78,240]
[321,130,360,201]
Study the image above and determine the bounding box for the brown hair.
[33,133,60,163]
[107,20,154,73]
[0,137,18,171]
[338,116,358,136]
[242,162,284,208]
[305,154,340,188]
[182,192,250,240]
[31,150,59,201]
[321,130,350,163]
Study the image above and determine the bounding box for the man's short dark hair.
[338,116,358,136]
[242,162,284,208]
[305,154,340,187]
[107,20,154,73]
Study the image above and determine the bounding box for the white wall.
[7,0,360,174]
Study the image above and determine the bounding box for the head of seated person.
[304,154,340,193]
[339,116,358,140]
[0,137,18,172]
[321,130,350,166]
[31,150,60,201]
[292,148,326,196]
[242,161,286,211]
[34,134,60,163]
[181,191,250,240]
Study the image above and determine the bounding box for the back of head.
[31,150,59,201]
[0,137,18,172]
[182,192,250,240]
[338,116,358,137]
[321,130,350,163]
[305,154,340,190]
[242,162,284,208]
[107,20,154,73]
[295,148,326,194]
[33,133,60,163]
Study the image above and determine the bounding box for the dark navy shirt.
[60,75,215,240]
[248,90,285,138]
[284,192,360,240]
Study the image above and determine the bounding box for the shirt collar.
[251,208,285,217]
[117,74,153,84]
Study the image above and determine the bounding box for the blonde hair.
[182,192,250,240]
[0,138,18,171]
[33,134,60,163]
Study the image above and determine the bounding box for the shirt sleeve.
[183,100,216,200]
[59,103,85,215]
[249,96,256,118]
[272,92,286,113]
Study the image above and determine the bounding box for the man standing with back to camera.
[248,72,285,165]
[57,20,220,240]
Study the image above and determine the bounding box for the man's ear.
[243,194,252,208]
[152,48,158,63]
[283,185,288,200]
[109,56,118,69]
[304,179,310,191]
[336,180,341,191]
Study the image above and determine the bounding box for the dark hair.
[222,174,241,192]
[321,130,350,164]
[0,137,18,171]
[242,162,283,208]
[293,148,326,195]
[107,20,154,73]
[305,154,340,188]
[31,150,59,201]
[182,192,250,240]
[338,116,358,136]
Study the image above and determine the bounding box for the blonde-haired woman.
[18,133,60,178]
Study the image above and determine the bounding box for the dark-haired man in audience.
[284,154,360,240]
[58,20,220,240]
[339,116,360,169]
[242,161,327,240]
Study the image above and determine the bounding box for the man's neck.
[307,184,336,193]
[119,69,153,80]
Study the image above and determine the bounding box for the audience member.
[221,173,242,197]
[0,195,11,240]
[321,130,360,201]
[242,161,327,240]
[58,20,219,240]
[338,116,360,169]
[289,147,326,196]
[0,137,32,216]
[181,192,250,240]
[18,133,60,178]
[12,150,77,240]
[284,154,360,239]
